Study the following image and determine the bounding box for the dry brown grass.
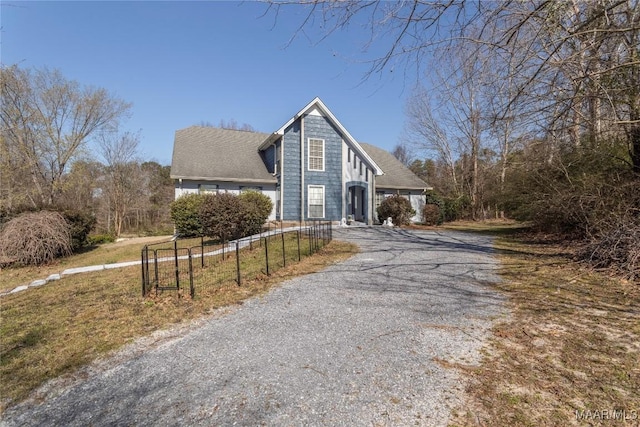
[446,226,640,427]
[0,235,211,292]
[0,239,358,413]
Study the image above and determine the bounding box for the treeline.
[0,65,174,242]
[365,1,639,279]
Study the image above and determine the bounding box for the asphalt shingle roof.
[360,143,430,190]
[171,126,428,191]
[171,127,276,183]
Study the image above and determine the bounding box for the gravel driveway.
[1,227,505,427]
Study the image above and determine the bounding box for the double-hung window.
[308,185,325,218]
[308,138,324,171]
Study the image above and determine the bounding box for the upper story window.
[308,138,324,171]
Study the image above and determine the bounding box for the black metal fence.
[141,221,332,298]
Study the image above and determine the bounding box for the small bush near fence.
[141,221,332,298]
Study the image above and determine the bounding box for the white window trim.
[307,184,325,218]
[307,138,325,172]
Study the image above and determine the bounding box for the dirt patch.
[110,235,173,248]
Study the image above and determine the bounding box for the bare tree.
[197,119,256,132]
[57,159,104,213]
[268,1,640,166]
[98,131,140,237]
[391,143,413,166]
[0,65,131,207]
[404,85,460,197]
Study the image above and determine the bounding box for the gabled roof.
[259,97,384,176]
[171,126,276,184]
[360,143,431,191]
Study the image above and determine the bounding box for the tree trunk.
[632,124,640,174]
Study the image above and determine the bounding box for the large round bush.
[169,193,207,237]
[376,194,415,226]
[238,190,273,236]
[199,192,244,241]
[0,211,72,266]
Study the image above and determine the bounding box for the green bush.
[376,194,415,226]
[238,190,273,236]
[442,196,469,222]
[423,191,444,225]
[169,193,207,237]
[199,192,244,241]
[88,233,116,245]
[422,204,442,226]
[60,209,96,251]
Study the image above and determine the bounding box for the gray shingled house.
[170,97,429,224]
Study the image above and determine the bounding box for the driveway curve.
[1,227,505,427]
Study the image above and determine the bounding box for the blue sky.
[2,1,418,166]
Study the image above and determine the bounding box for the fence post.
[188,248,195,298]
[324,222,328,245]
[235,241,241,286]
[201,235,205,268]
[296,230,301,261]
[264,237,270,275]
[153,249,159,295]
[313,222,317,253]
[322,222,325,245]
[174,240,180,291]
[281,232,286,267]
[141,247,146,297]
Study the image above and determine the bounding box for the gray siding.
[304,115,343,220]
[282,121,301,220]
[262,145,275,174]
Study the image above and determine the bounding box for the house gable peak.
[259,97,383,175]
